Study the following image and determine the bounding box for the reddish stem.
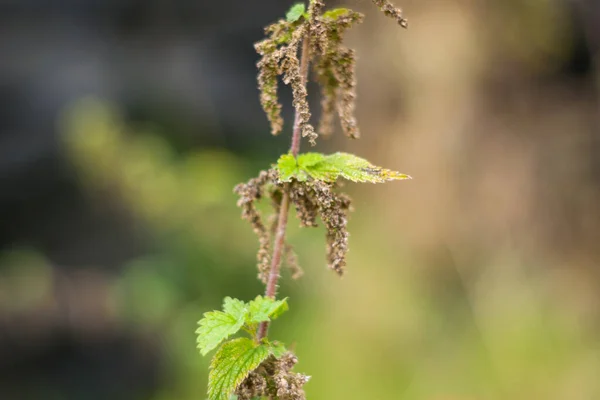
[257,38,310,340]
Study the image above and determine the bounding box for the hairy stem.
[258,39,310,340]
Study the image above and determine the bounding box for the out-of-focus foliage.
[0,249,53,313]
[0,92,596,399]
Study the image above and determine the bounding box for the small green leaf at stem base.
[208,338,270,400]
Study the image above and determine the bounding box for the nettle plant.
[196,1,409,399]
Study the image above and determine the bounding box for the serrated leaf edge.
[275,152,412,183]
[196,298,249,356]
[196,310,247,356]
[208,338,271,400]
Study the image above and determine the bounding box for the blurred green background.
[1,0,600,399]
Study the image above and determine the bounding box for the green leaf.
[322,152,412,183]
[276,153,300,182]
[275,152,412,183]
[247,296,289,323]
[269,299,289,320]
[208,338,271,400]
[297,152,325,167]
[322,8,353,20]
[223,297,247,317]
[196,297,248,356]
[301,154,339,182]
[286,3,306,22]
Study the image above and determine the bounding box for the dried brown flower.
[371,0,408,28]
[236,351,309,400]
[256,1,405,144]
[255,18,302,137]
[311,9,364,139]
[234,369,267,400]
[235,171,311,282]
[256,18,318,145]
[310,181,352,275]
[333,47,359,139]
[289,181,319,227]
[256,52,284,135]
[234,169,278,283]
[272,352,310,400]
[307,0,325,21]
[288,179,352,276]
[281,25,317,146]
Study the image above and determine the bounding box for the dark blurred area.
[1,0,600,399]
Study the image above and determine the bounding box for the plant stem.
[257,38,310,340]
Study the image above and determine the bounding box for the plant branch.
[258,38,310,340]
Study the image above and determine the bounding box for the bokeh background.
[2,0,600,399]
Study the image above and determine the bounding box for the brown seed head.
[287,179,352,276]
[311,9,363,139]
[234,169,279,283]
[371,0,408,28]
[236,351,309,400]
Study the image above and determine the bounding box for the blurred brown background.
[1,0,600,399]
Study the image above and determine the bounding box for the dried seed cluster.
[233,170,277,283]
[234,369,267,400]
[234,170,306,282]
[256,21,317,145]
[235,352,310,400]
[289,180,353,276]
[311,7,364,139]
[372,0,409,28]
[271,352,311,400]
[235,170,353,278]
[256,0,407,144]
